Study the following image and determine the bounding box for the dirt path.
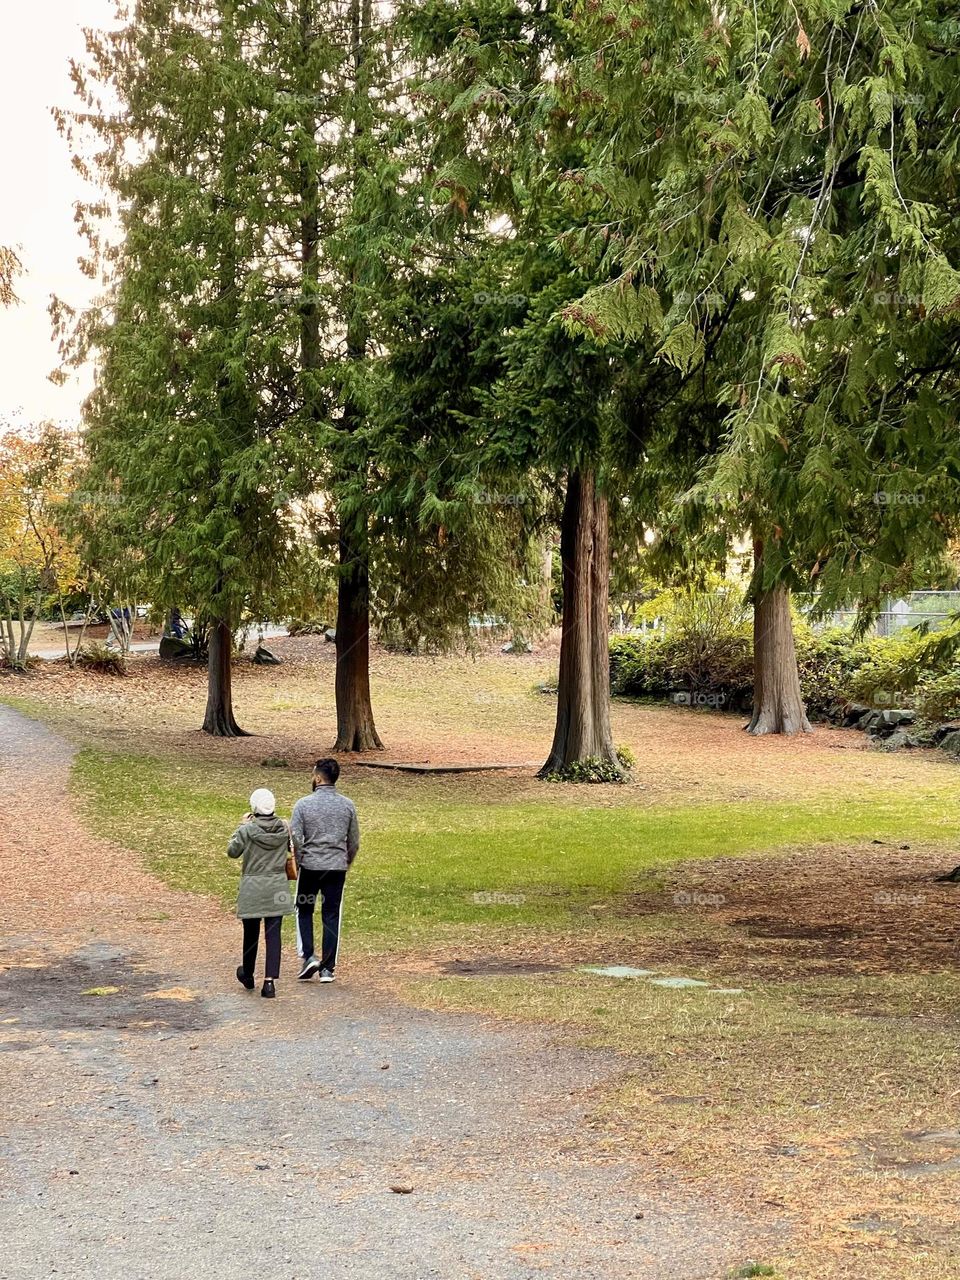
[0,705,788,1279]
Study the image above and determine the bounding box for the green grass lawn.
[73,745,958,949]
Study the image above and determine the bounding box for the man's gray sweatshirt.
[290,786,360,872]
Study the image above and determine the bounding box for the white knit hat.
[249,788,276,816]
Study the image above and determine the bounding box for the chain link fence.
[824,591,960,636]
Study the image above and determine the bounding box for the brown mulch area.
[11,631,958,812]
[622,844,960,982]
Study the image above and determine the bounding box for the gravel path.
[0,704,782,1279]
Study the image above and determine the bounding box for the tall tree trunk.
[746,541,812,736]
[203,2,245,743]
[330,0,382,754]
[539,470,622,777]
[334,526,383,751]
[202,618,247,737]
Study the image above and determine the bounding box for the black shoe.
[236,966,255,990]
[261,980,276,999]
[298,956,321,981]
[319,969,335,984]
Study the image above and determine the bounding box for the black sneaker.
[319,969,335,984]
[261,980,276,999]
[298,956,321,981]
[236,966,255,990]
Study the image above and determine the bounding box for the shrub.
[914,670,960,724]
[610,632,672,698]
[847,622,960,708]
[0,652,40,673]
[77,642,126,675]
[286,618,329,637]
[667,588,752,683]
[611,613,960,722]
[610,632,753,704]
[794,626,875,717]
[616,744,637,770]
[543,756,628,784]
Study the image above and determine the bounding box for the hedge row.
[610,623,960,723]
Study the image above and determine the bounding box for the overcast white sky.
[0,1,118,429]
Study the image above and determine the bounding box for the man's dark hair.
[313,757,340,786]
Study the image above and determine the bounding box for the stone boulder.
[857,709,885,733]
[880,708,916,727]
[842,702,872,727]
[253,645,281,666]
[932,721,960,746]
[880,729,930,751]
[159,635,195,661]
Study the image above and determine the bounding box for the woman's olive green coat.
[227,815,295,919]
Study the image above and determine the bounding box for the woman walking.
[227,788,295,998]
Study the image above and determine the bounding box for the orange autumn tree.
[0,425,88,669]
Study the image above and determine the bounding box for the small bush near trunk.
[77,642,127,675]
[794,628,876,717]
[542,756,628,784]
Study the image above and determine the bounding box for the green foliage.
[0,567,44,614]
[609,633,675,701]
[615,744,637,770]
[847,623,960,708]
[611,587,754,703]
[658,587,753,694]
[60,1,343,638]
[77,642,126,675]
[541,756,629,784]
[56,0,960,750]
[611,631,754,705]
[69,0,552,668]
[914,671,960,725]
[399,0,710,566]
[613,612,960,724]
[793,628,877,718]
[553,0,960,611]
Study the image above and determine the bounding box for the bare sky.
[0,1,118,428]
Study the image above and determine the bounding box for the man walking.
[291,757,360,983]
